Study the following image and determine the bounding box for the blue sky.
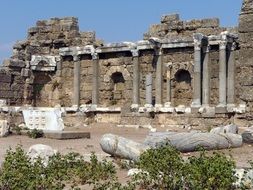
[0,0,242,63]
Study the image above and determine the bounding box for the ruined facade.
[1,0,253,128]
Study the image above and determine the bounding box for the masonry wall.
[80,55,93,105]
[99,52,133,107]
[60,56,74,107]
[238,0,253,124]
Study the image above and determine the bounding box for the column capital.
[91,52,99,60]
[203,45,210,53]
[194,41,202,51]
[231,42,237,51]
[131,49,139,57]
[166,62,173,69]
[154,48,163,56]
[73,55,80,62]
[219,41,227,50]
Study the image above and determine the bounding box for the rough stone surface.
[27,144,57,164]
[44,130,90,140]
[0,120,9,137]
[144,132,243,152]
[100,134,149,161]
[0,0,252,129]
[210,124,239,134]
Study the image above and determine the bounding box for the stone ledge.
[43,130,90,140]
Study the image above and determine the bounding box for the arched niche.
[171,66,193,106]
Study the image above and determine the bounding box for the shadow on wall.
[173,69,192,106]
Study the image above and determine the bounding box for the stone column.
[165,63,172,107]
[155,48,163,107]
[202,45,210,106]
[73,55,81,107]
[92,52,99,107]
[131,49,140,108]
[56,56,62,77]
[227,42,236,105]
[218,40,227,107]
[191,36,202,107]
[145,73,153,107]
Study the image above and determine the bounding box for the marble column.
[165,63,172,107]
[131,49,140,108]
[192,39,202,107]
[155,48,163,107]
[73,55,80,107]
[145,73,153,107]
[92,53,99,106]
[202,45,210,106]
[218,41,227,106]
[227,42,236,105]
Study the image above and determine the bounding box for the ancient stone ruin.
[0,0,253,130]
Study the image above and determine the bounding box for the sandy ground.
[0,124,253,170]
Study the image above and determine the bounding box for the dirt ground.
[0,123,253,175]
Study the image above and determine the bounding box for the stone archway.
[171,62,193,106]
[32,72,52,107]
[104,66,131,82]
[104,66,131,106]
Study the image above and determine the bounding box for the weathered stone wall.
[80,55,93,105]
[238,0,253,123]
[139,50,156,105]
[5,17,100,107]
[60,56,74,107]
[209,45,220,106]
[163,47,194,106]
[144,14,237,40]
[99,52,133,106]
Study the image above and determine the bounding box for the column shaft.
[227,43,236,105]
[132,50,140,106]
[192,43,202,107]
[155,49,163,106]
[146,73,153,106]
[202,45,210,105]
[219,41,227,106]
[73,55,80,107]
[166,63,172,106]
[92,53,99,106]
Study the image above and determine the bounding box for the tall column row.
[191,34,236,108]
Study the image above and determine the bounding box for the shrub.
[0,147,127,190]
[27,128,44,139]
[0,146,239,190]
[185,151,237,190]
[135,146,185,190]
[132,146,237,190]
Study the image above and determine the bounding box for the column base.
[215,104,227,114]
[130,104,139,112]
[164,102,172,108]
[155,104,163,108]
[144,104,153,108]
[227,104,236,113]
[191,99,201,108]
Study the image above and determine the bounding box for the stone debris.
[210,124,239,134]
[0,120,9,137]
[100,130,243,160]
[27,144,57,164]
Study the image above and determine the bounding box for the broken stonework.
[0,120,9,137]
[0,0,253,129]
[22,108,64,131]
[28,144,57,164]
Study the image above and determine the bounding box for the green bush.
[133,146,237,190]
[135,146,185,190]
[185,151,237,190]
[27,128,44,139]
[0,146,129,190]
[0,146,239,190]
